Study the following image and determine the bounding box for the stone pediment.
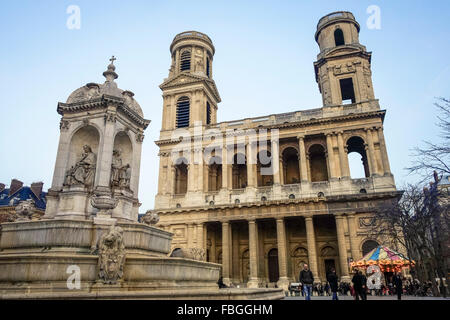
[160,73,221,102]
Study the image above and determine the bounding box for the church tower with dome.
[44,57,150,222]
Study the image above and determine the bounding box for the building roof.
[0,186,47,210]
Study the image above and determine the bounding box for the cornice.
[57,94,151,129]
[155,190,400,216]
[154,110,386,146]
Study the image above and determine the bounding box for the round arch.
[361,239,379,257]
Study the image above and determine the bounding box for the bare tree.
[407,98,450,180]
[367,176,449,296]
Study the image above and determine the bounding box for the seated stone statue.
[64,145,96,187]
[119,164,131,188]
[110,149,131,189]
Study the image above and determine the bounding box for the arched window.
[347,136,370,178]
[208,156,222,192]
[180,50,191,71]
[309,144,328,182]
[206,57,210,77]
[334,28,345,46]
[206,101,211,125]
[282,147,300,184]
[176,96,190,128]
[174,157,188,194]
[232,153,247,189]
[362,240,379,256]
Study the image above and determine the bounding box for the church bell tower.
[159,31,221,134]
[314,12,376,108]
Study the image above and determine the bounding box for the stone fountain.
[0,58,283,300]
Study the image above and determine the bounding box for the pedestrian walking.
[326,268,339,300]
[299,263,314,300]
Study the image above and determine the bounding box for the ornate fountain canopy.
[57,56,150,129]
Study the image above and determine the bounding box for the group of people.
[296,263,406,300]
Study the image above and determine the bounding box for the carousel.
[350,246,415,291]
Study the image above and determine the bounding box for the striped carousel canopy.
[351,245,415,269]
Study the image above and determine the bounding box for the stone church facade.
[154,12,400,289]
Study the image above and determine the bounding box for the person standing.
[393,272,403,300]
[351,269,367,300]
[327,268,339,300]
[359,270,368,300]
[299,263,314,300]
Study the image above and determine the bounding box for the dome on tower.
[65,57,143,116]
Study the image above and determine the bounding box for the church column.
[326,133,337,179]
[347,213,361,261]
[248,219,260,288]
[187,150,195,192]
[298,135,308,182]
[195,148,204,192]
[305,216,320,282]
[365,128,377,176]
[169,165,176,195]
[279,158,285,185]
[246,142,257,187]
[221,147,229,190]
[221,221,232,286]
[276,218,289,290]
[376,126,392,175]
[210,225,217,263]
[335,214,351,282]
[196,222,205,251]
[337,131,350,178]
[272,140,280,185]
[96,112,116,190]
[51,123,72,189]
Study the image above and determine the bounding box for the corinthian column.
[347,213,361,261]
[376,126,392,175]
[272,140,280,185]
[222,221,231,286]
[221,146,229,189]
[276,218,289,290]
[337,132,350,178]
[298,135,308,182]
[326,133,337,178]
[305,216,320,282]
[365,128,377,176]
[246,142,257,187]
[196,222,204,251]
[247,219,259,288]
[335,214,351,282]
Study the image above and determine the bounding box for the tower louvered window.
[176,96,190,128]
[206,101,211,124]
[180,50,191,71]
[206,57,210,77]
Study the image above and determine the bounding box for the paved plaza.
[285,294,449,300]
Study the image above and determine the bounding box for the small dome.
[65,57,143,116]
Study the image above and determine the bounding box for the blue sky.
[1,1,449,211]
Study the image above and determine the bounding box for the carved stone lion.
[98,226,126,284]
[15,199,35,221]
[141,210,160,225]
